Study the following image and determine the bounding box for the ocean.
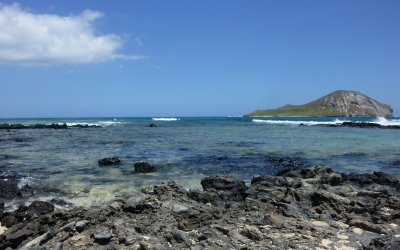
[1,116,400,207]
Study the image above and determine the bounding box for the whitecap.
[57,122,98,127]
[370,117,400,126]
[152,118,180,121]
[56,121,123,127]
[252,119,346,126]
[97,121,123,126]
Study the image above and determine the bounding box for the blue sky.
[0,0,399,117]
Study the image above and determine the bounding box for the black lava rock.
[98,157,121,166]
[134,161,156,173]
[0,176,32,198]
[201,176,247,202]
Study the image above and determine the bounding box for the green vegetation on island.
[246,90,393,117]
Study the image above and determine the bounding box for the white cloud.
[0,3,147,65]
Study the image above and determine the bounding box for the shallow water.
[1,116,399,207]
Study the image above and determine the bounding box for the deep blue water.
[1,116,399,206]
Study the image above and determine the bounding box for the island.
[246,90,393,117]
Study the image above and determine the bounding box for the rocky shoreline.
[0,166,399,249]
[0,123,101,130]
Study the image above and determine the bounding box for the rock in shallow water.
[98,156,121,166]
[134,161,156,173]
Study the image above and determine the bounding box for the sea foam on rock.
[0,166,399,249]
[0,175,32,198]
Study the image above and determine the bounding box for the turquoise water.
[1,116,400,206]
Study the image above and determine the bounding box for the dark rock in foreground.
[0,123,101,130]
[1,166,400,249]
[134,161,157,173]
[98,156,121,166]
[201,176,247,203]
[147,123,158,127]
[0,176,32,198]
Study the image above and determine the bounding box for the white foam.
[17,177,34,189]
[57,121,123,127]
[371,117,400,126]
[252,119,346,126]
[59,122,97,127]
[152,118,180,121]
[97,121,123,126]
[252,117,400,127]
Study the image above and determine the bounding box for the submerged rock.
[147,123,158,127]
[216,155,228,161]
[98,156,121,166]
[134,161,156,173]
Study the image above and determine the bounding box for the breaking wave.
[252,117,400,127]
[372,117,400,126]
[57,121,123,127]
[252,119,346,126]
[152,118,180,121]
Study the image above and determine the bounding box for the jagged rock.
[134,161,156,173]
[240,225,263,241]
[98,156,121,166]
[1,215,19,228]
[28,201,54,215]
[344,171,400,188]
[176,206,215,231]
[348,219,385,234]
[201,176,247,203]
[6,229,31,248]
[1,166,400,249]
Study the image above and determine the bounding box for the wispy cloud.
[0,3,147,65]
[135,36,143,47]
